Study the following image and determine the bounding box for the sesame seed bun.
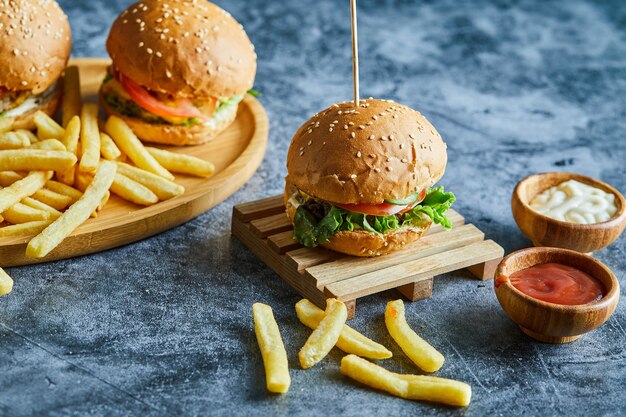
[106,0,256,99]
[99,89,238,145]
[286,98,448,205]
[0,0,71,94]
[284,184,432,257]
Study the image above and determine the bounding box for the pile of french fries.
[0,66,216,294]
[253,298,472,407]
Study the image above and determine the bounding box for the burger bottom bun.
[11,87,62,131]
[99,91,239,146]
[284,187,432,257]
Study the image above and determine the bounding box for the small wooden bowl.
[494,247,619,343]
[512,172,626,253]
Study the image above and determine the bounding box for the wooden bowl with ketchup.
[512,172,626,253]
[494,247,619,343]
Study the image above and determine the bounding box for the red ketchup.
[509,263,605,305]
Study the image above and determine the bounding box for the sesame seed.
[299,151,304,156]
[348,122,354,126]
[329,128,333,132]
[400,144,405,149]
[146,48,153,54]
[196,47,202,53]
[166,70,172,78]
[13,48,19,56]
[374,168,381,173]
[138,42,144,47]
[369,135,375,140]
[409,133,415,139]
[401,158,408,163]
[393,114,398,119]
[308,140,312,145]
[356,151,362,158]
[350,174,357,179]
[350,132,356,138]
[372,116,377,120]
[389,134,395,140]
[21,80,28,86]
[386,166,393,172]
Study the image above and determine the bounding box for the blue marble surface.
[1,0,625,416]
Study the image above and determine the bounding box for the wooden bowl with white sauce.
[512,172,626,253]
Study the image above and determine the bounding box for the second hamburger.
[285,98,455,257]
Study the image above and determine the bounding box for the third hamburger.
[285,98,455,257]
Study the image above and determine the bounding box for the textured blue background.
[1,0,625,416]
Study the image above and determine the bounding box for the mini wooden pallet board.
[232,195,505,319]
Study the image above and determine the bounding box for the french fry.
[15,129,39,144]
[0,149,76,171]
[30,138,66,151]
[295,299,392,360]
[0,117,14,134]
[0,220,53,237]
[340,354,472,407]
[32,189,73,211]
[79,103,101,174]
[57,116,81,185]
[145,147,215,178]
[0,267,13,296]
[21,197,62,219]
[385,300,444,373]
[110,173,158,206]
[0,131,30,149]
[105,116,174,180]
[100,132,122,160]
[62,66,81,127]
[45,180,83,204]
[252,303,291,394]
[26,160,117,258]
[0,171,50,214]
[1,203,50,224]
[73,171,105,218]
[116,162,184,200]
[299,298,347,369]
[34,110,65,140]
[0,171,23,186]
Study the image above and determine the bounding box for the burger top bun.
[106,0,256,99]
[286,98,448,205]
[0,0,71,94]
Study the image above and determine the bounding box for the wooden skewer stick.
[350,0,359,106]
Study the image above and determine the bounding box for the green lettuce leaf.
[292,187,456,248]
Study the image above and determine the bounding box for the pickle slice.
[385,193,418,205]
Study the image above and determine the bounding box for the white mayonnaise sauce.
[529,179,618,224]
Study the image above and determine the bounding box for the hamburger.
[0,0,71,130]
[285,98,455,257]
[100,0,257,145]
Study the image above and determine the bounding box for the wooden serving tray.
[0,58,268,267]
[232,196,504,319]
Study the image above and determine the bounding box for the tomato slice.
[118,72,211,121]
[336,189,427,216]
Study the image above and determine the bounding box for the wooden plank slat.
[232,195,284,222]
[286,247,341,272]
[306,224,485,290]
[324,240,504,301]
[267,230,298,254]
[249,213,291,238]
[397,278,434,301]
[231,216,328,308]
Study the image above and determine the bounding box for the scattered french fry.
[0,117,14,134]
[116,162,184,200]
[0,220,53,237]
[146,147,215,178]
[385,300,444,373]
[1,203,50,224]
[100,132,122,160]
[0,149,76,171]
[21,197,62,219]
[45,180,83,204]
[295,299,392,360]
[15,129,38,144]
[30,138,66,151]
[0,131,30,149]
[0,267,13,296]
[110,173,158,206]
[62,66,81,127]
[0,171,50,214]
[26,160,117,258]
[299,298,348,369]
[79,103,101,174]
[0,171,23,187]
[105,116,174,180]
[340,354,471,407]
[32,189,73,211]
[57,116,81,185]
[34,110,65,140]
[253,303,291,394]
